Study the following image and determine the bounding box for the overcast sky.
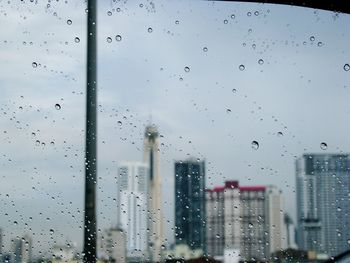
[0,0,349,259]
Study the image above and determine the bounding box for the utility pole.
[83,0,97,262]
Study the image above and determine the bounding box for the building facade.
[206,181,286,261]
[100,227,127,263]
[117,161,148,261]
[143,125,164,262]
[12,235,32,263]
[175,158,206,251]
[296,154,350,256]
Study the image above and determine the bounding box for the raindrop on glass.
[148,27,153,33]
[226,109,232,113]
[55,104,61,110]
[258,59,264,65]
[251,141,259,150]
[117,121,122,126]
[231,14,235,19]
[239,64,245,71]
[320,142,327,150]
[344,64,350,71]
[247,12,252,16]
[74,37,80,43]
[317,42,323,47]
[184,66,190,73]
[277,131,283,137]
[32,62,37,68]
[175,20,179,25]
[107,37,112,43]
[107,11,112,16]
[223,19,228,24]
[232,88,237,93]
[49,229,54,234]
[203,47,208,52]
[254,11,259,16]
[115,35,122,41]
[67,19,72,25]
[310,36,315,41]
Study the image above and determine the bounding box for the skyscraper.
[143,125,164,262]
[117,161,148,261]
[175,158,206,251]
[205,181,286,261]
[296,154,350,256]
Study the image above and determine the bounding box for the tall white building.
[266,185,287,255]
[143,124,164,262]
[117,161,149,261]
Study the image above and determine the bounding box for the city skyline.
[0,0,349,259]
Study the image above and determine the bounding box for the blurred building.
[100,227,127,263]
[52,243,75,261]
[296,154,350,256]
[175,158,206,251]
[205,181,286,261]
[12,235,32,263]
[143,124,164,262]
[162,244,203,262]
[117,162,148,261]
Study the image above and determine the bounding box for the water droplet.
[320,142,327,150]
[258,59,264,65]
[223,19,228,24]
[251,141,259,150]
[203,47,208,52]
[107,11,112,16]
[49,229,54,234]
[55,104,61,110]
[247,12,252,16]
[67,19,72,25]
[147,27,153,33]
[115,35,122,41]
[239,64,245,71]
[232,88,237,93]
[107,37,112,43]
[226,109,232,113]
[310,36,315,41]
[117,121,122,126]
[216,234,221,239]
[175,20,179,25]
[254,11,259,16]
[32,62,37,68]
[50,141,55,146]
[317,42,323,47]
[344,64,350,71]
[74,37,80,43]
[231,14,235,19]
[184,66,190,73]
[35,140,40,146]
[13,221,18,225]
[277,131,283,137]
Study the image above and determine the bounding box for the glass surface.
[0,1,349,262]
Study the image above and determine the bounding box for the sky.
[0,0,349,259]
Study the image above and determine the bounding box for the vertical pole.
[83,0,97,262]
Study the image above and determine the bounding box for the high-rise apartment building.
[175,158,206,251]
[143,124,164,262]
[206,181,286,261]
[117,161,148,261]
[296,154,350,256]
